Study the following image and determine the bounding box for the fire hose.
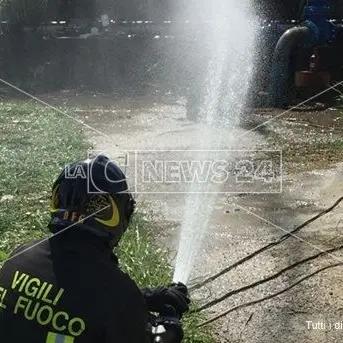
[149,304,184,343]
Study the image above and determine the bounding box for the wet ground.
[43,90,343,343]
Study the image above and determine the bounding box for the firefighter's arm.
[103,277,153,343]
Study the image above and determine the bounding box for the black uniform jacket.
[0,230,151,343]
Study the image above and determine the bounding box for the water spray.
[172,0,258,285]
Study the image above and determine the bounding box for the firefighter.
[0,155,190,343]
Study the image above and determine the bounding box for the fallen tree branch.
[197,262,343,328]
[193,244,343,312]
[190,196,343,291]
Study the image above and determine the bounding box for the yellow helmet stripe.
[95,196,120,228]
[50,186,59,213]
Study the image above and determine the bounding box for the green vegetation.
[0,100,88,253]
[283,139,343,171]
[0,100,213,343]
[267,129,343,173]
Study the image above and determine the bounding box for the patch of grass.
[267,130,343,173]
[282,140,343,172]
[327,139,343,151]
[0,100,88,251]
[0,250,8,263]
[118,212,172,288]
[0,100,214,343]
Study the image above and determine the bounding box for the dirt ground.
[43,90,343,343]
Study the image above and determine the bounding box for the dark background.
[53,0,343,21]
[1,0,343,99]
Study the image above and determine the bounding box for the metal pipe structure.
[269,0,337,107]
[268,25,314,106]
